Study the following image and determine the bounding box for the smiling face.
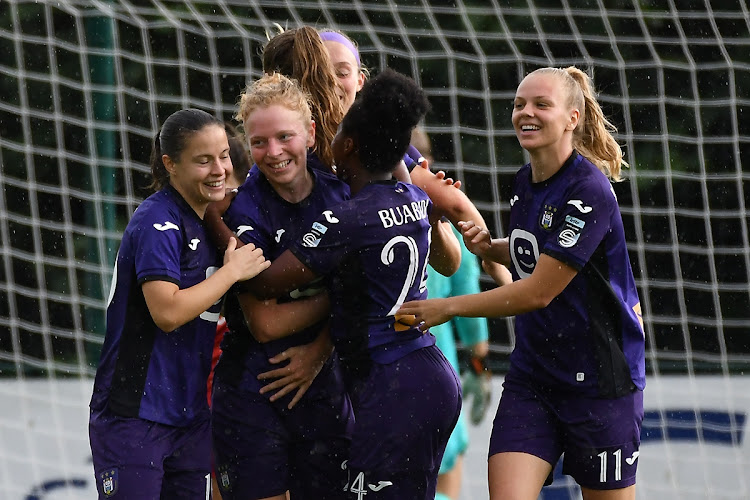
[163,123,230,217]
[324,40,365,112]
[245,103,315,201]
[512,71,579,157]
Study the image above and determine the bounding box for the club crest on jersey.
[539,204,557,230]
[100,468,118,497]
[217,464,232,492]
[301,222,327,248]
[558,215,585,248]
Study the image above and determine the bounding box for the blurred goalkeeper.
[412,127,511,500]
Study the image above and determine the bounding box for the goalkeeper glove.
[462,355,492,425]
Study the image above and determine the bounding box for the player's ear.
[162,154,177,175]
[567,108,580,131]
[306,120,316,148]
[343,136,356,155]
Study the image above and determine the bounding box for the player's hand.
[205,189,236,223]
[462,355,492,425]
[257,337,331,409]
[224,237,270,281]
[458,220,492,259]
[416,157,430,171]
[396,298,453,331]
[433,169,462,190]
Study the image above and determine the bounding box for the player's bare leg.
[488,452,552,500]
[436,454,464,499]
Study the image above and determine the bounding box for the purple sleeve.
[134,210,182,284]
[403,145,423,169]
[543,179,615,270]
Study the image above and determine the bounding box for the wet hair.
[235,73,313,137]
[340,68,430,173]
[149,108,223,191]
[530,67,627,181]
[224,123,252,184]
[262,26,344,169]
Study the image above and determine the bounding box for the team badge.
[217,464,232,492]
[558,215,585,248]
[539,204,557,230]
[301,222,328,248]
[100,468,118,497]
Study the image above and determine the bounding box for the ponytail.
[262,26,344,170]
[148,131,169,191]
[531,67,627,181]
[564,67,627,181]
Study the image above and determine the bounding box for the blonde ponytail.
[532,67,627,181]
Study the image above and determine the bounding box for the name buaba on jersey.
[378,199,429,228]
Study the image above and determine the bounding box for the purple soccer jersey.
[213,167,354,499]
[291,179,460,499]
[507,151,645,397]
[218,167,350,391]
[90,184,220,426]
[291,180,436,371]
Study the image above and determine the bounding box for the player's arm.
[460,220,512,268]
[143,238,269,332]
[244,249,318,300]
[204,190,242,254]
[239,291,330,343]
[410,162,488,230]
[427,219,461,277]
[398,253,577,329]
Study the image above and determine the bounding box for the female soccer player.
[246,68,462,500]
[210,73,354,500]
[398,66,646,500]
[88,108,270,500]
[262,25,491,231]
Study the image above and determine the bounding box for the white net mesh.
[1,1,749,499]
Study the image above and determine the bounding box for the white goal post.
[0,1,749,499]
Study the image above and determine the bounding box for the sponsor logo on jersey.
[236,225,254,237]
[369,481,393,491]
[301,222,328,248]
[100,468,118,497]
[274,228,285,243]
[323,210,340,224]
[510,229,539,279]
[539,204,557,230]
[567,199,593,213]
[564,215,585,229]
[625,451,640,465]
[557,215,586,248]
[510,194,519,207]
[153,221,179,232]
[188,238,200,250]
[558,227,581,248]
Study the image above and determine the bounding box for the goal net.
[0,1,748,499]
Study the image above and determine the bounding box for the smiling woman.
[398,67,644,500]
[210,74,354,500]
[88,108,270,500]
